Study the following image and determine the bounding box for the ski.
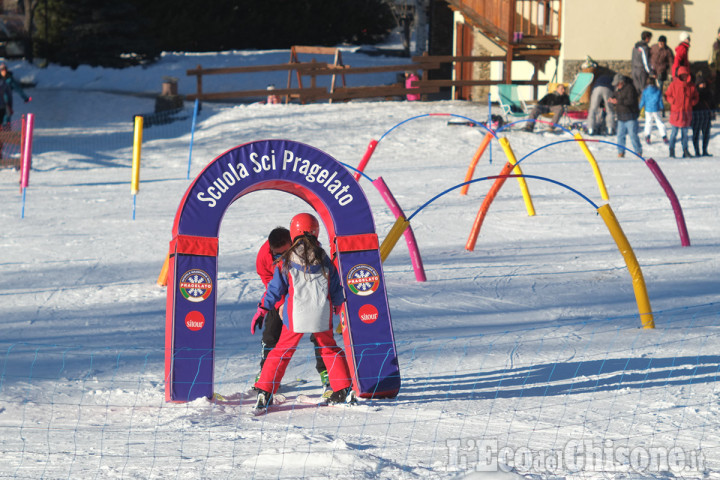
[209,389,257,405]
[297,394,330,406]
[447,121,480,127]
[295,393,361,408]
[212,378,309,406]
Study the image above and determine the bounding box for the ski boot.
[254,388,273,410]
[319,370,332,400]
[328,387,357,405]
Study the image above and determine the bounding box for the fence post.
[195,64,203,107]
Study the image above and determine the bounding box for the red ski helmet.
[290,213,319,240]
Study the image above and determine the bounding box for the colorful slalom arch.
[380,174,655,330]
[165,139,400,402]
[465,136,690,250]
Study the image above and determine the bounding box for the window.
[638,0,682,29]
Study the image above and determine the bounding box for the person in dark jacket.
[608,74,642,158]
[0,62,30,125]
[650,35,674,92]
[632,31,654,95]
[650,35,674,116]
[523,83,570,132]
[585,74,616,135]
[710,27,720,105]
[691,72,715,157]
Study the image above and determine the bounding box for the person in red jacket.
[665,65,699,158]
[253,226,330,395]
[672,32,691,78]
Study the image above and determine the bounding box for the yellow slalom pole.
[499,137,535,217]
[157,254,170,286]
[597,204,655,329]
[380,216,410,262]
[574,132,609,201]
[131,116,143,195]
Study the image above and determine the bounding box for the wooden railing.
[186,61,441,103]
[186,55,548,104]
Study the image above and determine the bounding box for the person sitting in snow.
[523,83,570,132]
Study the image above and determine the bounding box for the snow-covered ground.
[1,49,719,479]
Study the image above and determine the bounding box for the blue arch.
[165,140,400,402]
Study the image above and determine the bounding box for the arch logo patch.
[179,269,213,302]
[346,264,380,296]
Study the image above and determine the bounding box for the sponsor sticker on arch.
[358,304,379,324]
[346,264,380,296]
[179,269,213,302]
[185,311,206,331]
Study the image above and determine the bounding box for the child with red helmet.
[251,213,355,409]
[252,226,331,396]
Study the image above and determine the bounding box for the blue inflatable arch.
[164,139,400,402]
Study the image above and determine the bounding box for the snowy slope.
[1,50,719,479]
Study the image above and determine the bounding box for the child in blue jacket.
[639,77,667,144]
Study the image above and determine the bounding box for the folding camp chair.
[497,84,531,127]
[567,72,594,104]
[564,72,594,125]
[537,72,595,127]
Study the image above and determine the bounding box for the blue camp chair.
[497,84,530,124]
[563,72,594,125]
[568,72,594,104]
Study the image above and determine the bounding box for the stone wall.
[470,33,493,101]
[564,59,630,81]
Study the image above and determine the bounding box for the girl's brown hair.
[280,235,328,279]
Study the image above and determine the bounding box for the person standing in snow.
[632,31,655,95]
[650,35,674,116]
[608,74,642,158]
[405,72,420,101]
[252,226,331,397]
[665,65,699,158]
[251,213,355,410]
[709,27,720,105]
[639,77,667,145]
[672,32,691,78]
[0,62,30,125]
[690,72,715,157]
[585,74,616,136]
[650,35,674,94]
